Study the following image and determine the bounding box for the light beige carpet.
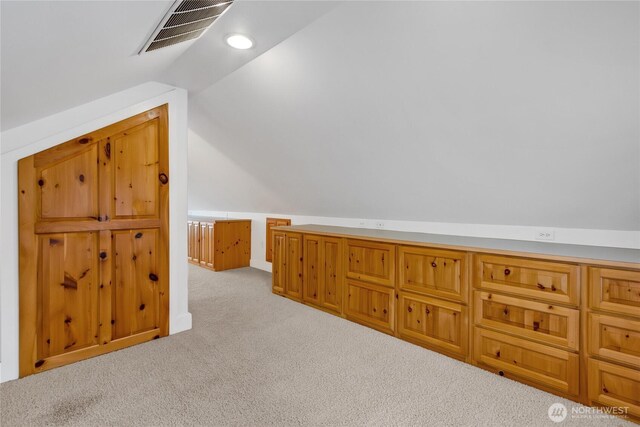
[0,265,633,426]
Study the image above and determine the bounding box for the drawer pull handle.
[504,268,511,276]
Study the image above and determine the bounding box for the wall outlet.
[375,221,385,229]
[358,219,367,228]
[534,229,555,241]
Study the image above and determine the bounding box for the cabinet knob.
[504,268,511,276]
[431,262,437,268]
[159,173,169,185]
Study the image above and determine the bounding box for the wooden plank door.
[19,105,169,377]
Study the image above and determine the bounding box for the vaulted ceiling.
[0,0,337,131]
[2,1,638,231]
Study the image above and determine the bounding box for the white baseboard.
[250,259,273,273]
[171,312,193,334]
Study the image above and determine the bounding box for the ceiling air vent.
[140,0,233,53]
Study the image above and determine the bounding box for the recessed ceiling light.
[225,34,254,50]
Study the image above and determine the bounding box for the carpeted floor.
[0,265,633,426]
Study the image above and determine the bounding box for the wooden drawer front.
[588,359,640,418]
[398,292,467,357]
[346,240,395,287]
[474,291,579,351]
[474,328,579,396]
[475,255,579,306]
[588,314,640,367]
[344,280,394,334]
[398,246,467,303]
[589,268,640,318]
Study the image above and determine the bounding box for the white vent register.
[140,0,233,53]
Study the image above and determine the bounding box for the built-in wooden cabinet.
[187,217,251,271]
[271,225,640,421]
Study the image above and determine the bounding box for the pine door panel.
[38,233,100,358]
[113,120,160,218]
[39,146,99,219]
[113,230,160,339]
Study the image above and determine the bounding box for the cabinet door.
[589,268,640,318]
[187,221,200,264]
[266,218,291,262]
[588,359,640,418]
[199,222,214,269]
[344,279,394,334]
[321,237,342,313]
[346,240,395,287]
[303,235,321,305]
[285,233,303,300]
[398,292,467,357]
[474,291,579,351]
[272,231,286,295]
[399,246,467,302]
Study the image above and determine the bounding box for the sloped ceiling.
[0,0,336,131]
[188,1,640,231]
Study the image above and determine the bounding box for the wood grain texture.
[588,313,640,368]
[266,218,291,262]
[589,267,640,318]
[474,328,580,396]
[398,245,467,303]
[344,279,394,334]
[19,105,169,377]
[345,239,395,288]
[398,291,467,357]
[588,358,640,418]
[474,254,580,306]
[473,291,579,351]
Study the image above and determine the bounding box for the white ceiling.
[188,1,640,231]
[0,0,337,131]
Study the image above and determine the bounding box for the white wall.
[0,82,191,382]
[188,1,640,233]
